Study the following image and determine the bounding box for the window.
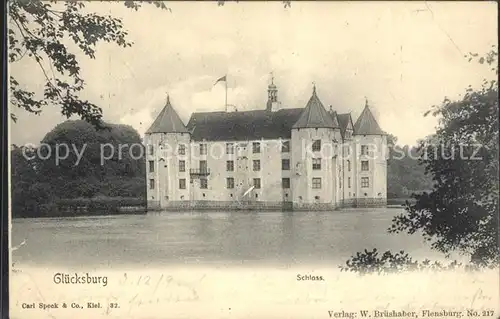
[361,177,369,188]
[179,179,186,189]
[312,178,322,189]
[226,143,234,154]
[149,179,155,189]
[148,144,154,156]
[149,160,155,173]
[312,158,321,170]
[178,144,186,155]
[339,177,342,188]
[281,141,290,153]
[200,143,207,155]
[347,160,351,172]
[348,177,351,188]
[312,140,321,152]
[227,177,234,189]
[226,160,234,172]
[179,160,185,172]
[253,178,261,189]
[282,159,290,170]
[282,178,290,189]
[361,161,369,171]
[253,160,261,171]
[361,145,369,156]
[345,131,352,139]
[200,178,208,189]
[199,160,207,172]
[252,142,261,153]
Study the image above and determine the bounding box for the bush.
[339,248,481,275]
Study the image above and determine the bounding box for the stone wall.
[292,202,337,211]
[147,198,386,212]
[353,197,387,208]
[148,200,294,211]
[147,200,161,210]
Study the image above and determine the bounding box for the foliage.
[343,47,499,273]
[386,134,433,199]
[390,47,499,266]
[340,249,480,275]
[11,145,52,217]
[10,120,146,217]
[8,0,169,124]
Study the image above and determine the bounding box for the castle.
[144,79,387,211]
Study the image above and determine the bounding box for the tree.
[11,145,52,217]
[10,120,146,217]
[343,47,499,272]
[386,133,433,199]
[392,47,499,266]
[36,120,145,199]
[8,0,292,125]
[8,0,169,125]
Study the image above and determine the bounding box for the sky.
[9,1,498,146]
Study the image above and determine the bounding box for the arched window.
[347,160,351,172]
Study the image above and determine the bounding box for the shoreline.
[11,205,406,220]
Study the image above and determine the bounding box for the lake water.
[10,208,499,319]
[12,207,452,268]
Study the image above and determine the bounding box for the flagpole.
[225,75,228,112]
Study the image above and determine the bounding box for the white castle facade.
[144,80,387,211]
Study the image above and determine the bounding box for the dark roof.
[187,108,303,141]
[353,105,385,135]
[146,96,188,134]
[292,87,339,129]
[337,113,353,133]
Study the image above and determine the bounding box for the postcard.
[8,1,499,318]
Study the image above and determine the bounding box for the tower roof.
[353,102,385,135]
[337,113,353,132]
[292,86,339,129]
[146,96,188,134]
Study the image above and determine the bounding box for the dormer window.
[281,140,290,153]
[226,143,234,154]
[361,145,369,156]
[200,143,207,155]
[312,140,321,152]
[252,142,261,154]
[178,144,186,155]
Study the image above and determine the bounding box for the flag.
[214,75,227,86]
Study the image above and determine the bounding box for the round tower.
[290,85,342,210]
[352,99,387,207]
[144,95,191,210]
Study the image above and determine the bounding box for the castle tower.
[266,73,280,112]
[290,85,342,210]
[144,96,191,210]
[352,99,387,207]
